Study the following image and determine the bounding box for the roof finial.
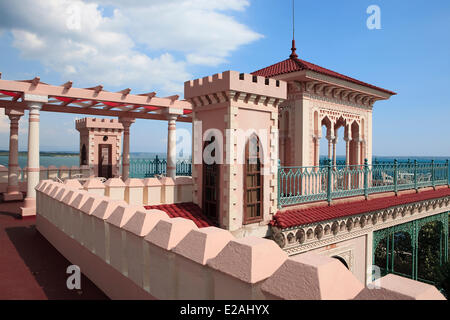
[290,0,298,59]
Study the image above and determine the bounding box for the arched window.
[203,136,219,221]
[243,134,263,224]
[332,255,349,269]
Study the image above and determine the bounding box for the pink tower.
[185,71,286,237]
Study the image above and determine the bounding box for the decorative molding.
[288,82,374,111]
[271,196,450,256]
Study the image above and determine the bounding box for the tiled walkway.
[144,202,216,228]
[0,200,107,300]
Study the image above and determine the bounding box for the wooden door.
[98,144,112,179]
[244,135,263,224]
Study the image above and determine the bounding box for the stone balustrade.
[35,180,446,300]
[0,164,191,206]
[0,164,91,183]
[0,164,91,194]
[79,176,193,206]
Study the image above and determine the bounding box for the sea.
[0,153,447,169]
[0,152,170,168]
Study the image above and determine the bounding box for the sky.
[0,0,449,157]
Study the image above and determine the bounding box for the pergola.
[0,73,192,216]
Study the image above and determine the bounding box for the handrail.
[129,156,192,178]
[278,158,450,208]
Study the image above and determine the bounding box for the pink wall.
[34,179,446,300]
[305,234,367,283]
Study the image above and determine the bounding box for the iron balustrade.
[278,159,450,208]
[129,155,192,178]
[372,212,449,284]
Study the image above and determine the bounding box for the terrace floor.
[0,200,107,300]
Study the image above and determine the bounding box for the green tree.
[435,261,450,298]
[417,221,442,281]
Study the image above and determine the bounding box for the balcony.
[278,159,450,207]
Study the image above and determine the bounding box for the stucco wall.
[303,234,367,284]
[34,180,445,300]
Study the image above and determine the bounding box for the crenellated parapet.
[34,180,446,300]
[185,70,286,108]
[75,117,124,131]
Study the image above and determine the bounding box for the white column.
[4,109,24,201]
[21,102,43,217]
[119,117,135,181]
[166,115,177,179]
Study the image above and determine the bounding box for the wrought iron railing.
[129,155,192,178]
[278,159,450,208]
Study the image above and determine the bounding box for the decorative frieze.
[272,196,450,256]
[287,81,375,111]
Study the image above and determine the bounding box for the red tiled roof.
[144,202,216,228]
[252,56,396,95]
[271,188,450,229]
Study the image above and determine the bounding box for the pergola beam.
[40,104,193,122]
[138,92,156,99]
[118,88,131,96]
[63,81,73,90]
[86,85,103,94]
[0,100,192,122]
[0,79,190,111]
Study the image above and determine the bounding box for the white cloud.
[0,0,262,93]
[0,113,28,135]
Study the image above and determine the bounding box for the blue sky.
[0,0,449,157]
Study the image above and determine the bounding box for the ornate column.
[314,135,321,167]
[355,138,363,189]
[361,139,366,164]
[344,137,351,166]
[4,109,24,201]
[119,117,135,181]
[326,125,335,162]
[21,95,47,217]
[332,137,338,166]
[354,138,361,165]
[166,114,178,179]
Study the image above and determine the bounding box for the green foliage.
[417,222,442,281]
[374,217,448,284]
[434,261,450,298]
